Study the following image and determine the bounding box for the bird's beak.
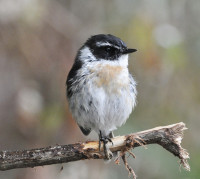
[122,48,137,54]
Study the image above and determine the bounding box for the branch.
[0,122,190,172]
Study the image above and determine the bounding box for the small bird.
[66,34,137,159]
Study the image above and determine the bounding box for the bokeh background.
[0,0,199,178]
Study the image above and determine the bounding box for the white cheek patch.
[80,47,96,62]
[118,54,128,67]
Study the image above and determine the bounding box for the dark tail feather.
[79,125,91,136]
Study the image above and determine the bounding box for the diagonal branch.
[0,122,190,172]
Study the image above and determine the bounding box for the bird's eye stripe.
[96,42,111,47]
[96,42,120,50]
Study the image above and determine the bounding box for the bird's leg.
[99,131,113,160]
[109,131,114,141]
[98,131,102,151]
[109,132,119,158]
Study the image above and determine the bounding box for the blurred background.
[0,0,199,178]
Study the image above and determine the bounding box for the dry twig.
[0,122,190,177]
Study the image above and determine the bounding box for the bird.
[66,34,137,159]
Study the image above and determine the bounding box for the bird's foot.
[99,132,114,160]
[104,142,113,160]
[99,137,113,160]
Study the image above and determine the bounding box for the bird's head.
[78,34,137,65]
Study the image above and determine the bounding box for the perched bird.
[66,34,137,159]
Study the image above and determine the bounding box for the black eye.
[104,46,111,52]
[98,46,120,57]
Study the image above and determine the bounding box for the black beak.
[122,48,137,54]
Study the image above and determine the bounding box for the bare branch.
[0,122,190,172]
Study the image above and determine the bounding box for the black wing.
[66,53,91,136]
[66,57,83,98]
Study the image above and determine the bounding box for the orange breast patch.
[89,64,129,93]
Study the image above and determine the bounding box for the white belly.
[89,86,134,136]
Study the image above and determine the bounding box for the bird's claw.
[101,138,113,160]
[99,137,113,150]
[104,146,113,160]
[99,133,114,160]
